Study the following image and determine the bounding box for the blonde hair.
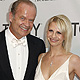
[45,15,72,53]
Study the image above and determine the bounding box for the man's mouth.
[20,25,29,31]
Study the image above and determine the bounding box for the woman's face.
[47,22,64,47]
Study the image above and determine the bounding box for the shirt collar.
[6,27,26,44]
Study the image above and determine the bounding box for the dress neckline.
[40,54,72,80]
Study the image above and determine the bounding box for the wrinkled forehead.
[15,2,36,18]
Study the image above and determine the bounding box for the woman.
[34,15,80,80]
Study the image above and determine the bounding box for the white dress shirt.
[5,28,29,80]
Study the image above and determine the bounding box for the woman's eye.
[49,30,53,32]
[57,31,61,34]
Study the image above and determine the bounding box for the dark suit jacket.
[0,30,46,80]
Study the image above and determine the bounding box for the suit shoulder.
[0,29,5,34]
[27,34,46,53]
[0,30,5,39]
[27,34,44,43]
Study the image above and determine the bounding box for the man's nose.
[24,20,30,26]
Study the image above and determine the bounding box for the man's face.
[9,2,36,39]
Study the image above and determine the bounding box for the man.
[0,0,46,80]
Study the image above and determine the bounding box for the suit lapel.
[24,34,38,80]
[0,30,14,80]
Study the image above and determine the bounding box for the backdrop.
[0,0,80,80]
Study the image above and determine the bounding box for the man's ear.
[9,12,13,22]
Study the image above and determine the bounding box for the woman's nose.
[52,32,56,37]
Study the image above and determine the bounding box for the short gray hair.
[11,0,37,16]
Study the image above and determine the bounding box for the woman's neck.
[48,46,66,57]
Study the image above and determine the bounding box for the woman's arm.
[71,54,80,79]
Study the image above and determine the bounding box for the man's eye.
[21,17,25,20]
[29,19,34,22]
[57,31,61,34]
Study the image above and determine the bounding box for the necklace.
[49,54,53,67]
[47,52,54,67]
[50,61,53,67]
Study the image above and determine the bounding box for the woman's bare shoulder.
[70,53,80,70]
[38,53,46,63]
[70,54,80,78]
[67,52,80,60]
[70,54,80,62]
